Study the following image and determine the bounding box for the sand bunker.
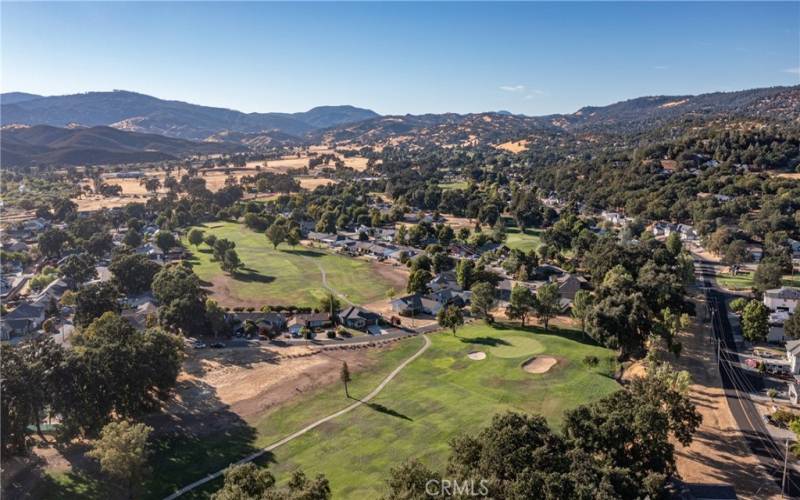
[522,356,558,374]
[467,351,486,361]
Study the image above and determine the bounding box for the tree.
[340,362,351,398]
[87,420,153,500]
[38,227,70,258]
[384,459,441,500]
[319,293,341,316]
[729,297,748,314]
[74,282,120,328]
[212,463,330,500]
[406,269,433,295]
[286,227,301,248]
[188,228,205,247]
[741,300,769,342]
[571,290,593,335]
[155,231,177,252]
[59,252,98,289]
[123,228,142,248]
[533,282,560,331]
[506,285,535,327]
[265,223,287,249]
[152,265,207,335]
[206,299,229,338]
[437,304,464,336]
[109,252,160,294]
[753,258,783,293]
[204,234,218,248]
[455,259,476,290]
[785,311,800,340]
[721,239,749,268]
[221,248,242,274]
[665,232,683,256]
[470,282,497,321]
[212,238,236,262]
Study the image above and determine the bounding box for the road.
[163,333,432,499]
[696,257,800,497]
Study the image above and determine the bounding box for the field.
[243,323,617,498]
[437,180,469,190]
[182,221,402,307]
[716,271,800,291]
[504,227,543,252]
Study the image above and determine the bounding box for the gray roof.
[766,287,800,300]
[5,302,45,321]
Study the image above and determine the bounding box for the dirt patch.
[494,140,529,153]
[467,351,486,360]
[622,360,647,382]
[522,356,558,373]
[298,177,337,190]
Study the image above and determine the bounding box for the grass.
[182,221,397,307]
[257,323,618,498]
[716,271,800,291]
[35,323,619,499]
[504,227,543,253]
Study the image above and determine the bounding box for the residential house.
[1,302,46,340]
[676,224,699,242]
[338,306,381,330]
[786,339,800,375]
[287,312,332,335]
[122,300,158,330]
[391,294,426,316]
[764,287,800,313]
[652,221,677,238]
[769,310,791,343]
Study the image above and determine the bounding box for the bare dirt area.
[494,139,529,153]
[672,296,780,497]
[297,176,338,190]
[167,342,399,428]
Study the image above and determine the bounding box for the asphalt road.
[700,263,800,497]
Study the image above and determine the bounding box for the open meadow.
[182,221,402,307]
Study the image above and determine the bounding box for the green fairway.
[256,323,618,498]
[182,221,397,307]
[505,227,543,252]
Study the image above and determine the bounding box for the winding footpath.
[163,334,431,499]
[298,251,356,306]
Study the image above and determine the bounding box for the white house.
[764,287,800,314]
[768,310,791,343]
[786,339,800,375]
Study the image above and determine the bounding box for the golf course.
[172,322,620,498]
[181,221,401,307]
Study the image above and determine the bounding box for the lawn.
[182,221,397,307]
[255,323,618,498]
[504,227,543,253]
[438,180,469,190]
[716,271,800,291]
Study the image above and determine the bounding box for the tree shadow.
[491,322,602,347]
[232,270,275,284]
[282,249,325,258]
[363,401,413,421]
[461,336,510,347]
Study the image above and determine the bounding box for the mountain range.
[1,85,797,167]
[1,125,246,167]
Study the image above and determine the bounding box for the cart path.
[164,334,431,499]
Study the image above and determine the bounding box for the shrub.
[583,355,600,367]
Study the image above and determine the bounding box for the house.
[287,313,332,335]
[768,310,791,343]
[32,279,69,308]
[788,377,800,405]
[391,294,426,316]
[764,287,800,314]
[652,222,677,238]
[121,300,158,330]
[496,279,514,302]
[338,306,381,330]
[676,224,699,241]
[0,302,46,340]
[428,272,461,293]
[233,312,287,335]
[556,273,582,308]
[786,339,800,375]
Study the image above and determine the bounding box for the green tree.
[265,223,287,249]
[571,290,593,336]
[340,362,351,398]
[319,293,341,316]
[59,252,98,289]
[155,231,177,252]
[188,228,205,247]
[729,297,748,314]
[204,234,218,248]
[123,228,143,248]
[38,227,70,258]
[206,299,229,338]
[212,463,275,500]
[286,227,301,248]
[753,258,783,293]
[533,282,560,331]
[470,281,497,321]
[665,232,683,256]
[152,265,207,335]
[721,239,749,268]
[74,282,120,328]
[109,252,160,294]
[406,269,433,295]
[87,420,153,500]
[741,300,769,342]
[506,284,535,327]
[221,248,242,274]
[384,459,441,500]
[437,304,464,336]
[455,259,475,290]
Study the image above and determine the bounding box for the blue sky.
[2,2,798,115]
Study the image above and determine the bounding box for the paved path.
[299,253,356,306]
[163,333,432,500]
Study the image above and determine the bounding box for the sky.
[2,2,799,116]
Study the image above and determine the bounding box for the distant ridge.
[0,124,246,167]
[0,90,379,141]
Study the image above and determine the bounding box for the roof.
[338,306,380,322]
[5,302,45,321]
[787,339,800,356]
[294,312,331,322]
[765,287,800,300]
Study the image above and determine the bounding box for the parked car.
[193,342,207,349]
[210,342,226,349]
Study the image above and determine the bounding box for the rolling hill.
[0,125,247,167]
[0,90,379,141]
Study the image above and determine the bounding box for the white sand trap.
[522,356,558,374]
[467,351,486,361]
